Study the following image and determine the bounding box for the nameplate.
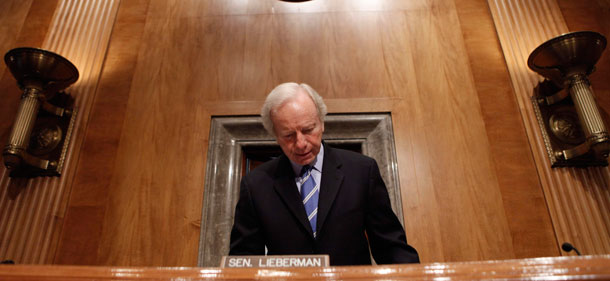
[221,255,329,268]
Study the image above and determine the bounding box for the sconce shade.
[528,31,606,87]
[4,47,79,99]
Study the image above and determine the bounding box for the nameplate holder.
[221,255,329,268]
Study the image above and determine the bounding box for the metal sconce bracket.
[528,31,608,167]
[6,93,78,177]
[532,80,607,167]
[2,47,79,178]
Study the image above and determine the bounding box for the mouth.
[296,151,311,157]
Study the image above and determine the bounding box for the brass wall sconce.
[529,31,608,167]
[3,47,79,177]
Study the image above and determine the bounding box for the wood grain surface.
[0,0,60,264]
[0,0,607,267]
[0,0,119,264]
[2,256,610,281]
[56,0,545,265]
[0,1,33,81]
[489,0,610,256]
[454,0,557,259]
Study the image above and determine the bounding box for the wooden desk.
[1,255,609,280]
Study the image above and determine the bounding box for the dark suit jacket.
[229,144,419,266]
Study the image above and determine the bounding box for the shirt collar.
[290,144,324,176]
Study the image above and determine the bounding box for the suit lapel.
[316,145,344,237]
[272,155,314,236]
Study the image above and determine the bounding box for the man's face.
[271,90,324,165]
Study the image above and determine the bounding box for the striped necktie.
[300,165,319,237]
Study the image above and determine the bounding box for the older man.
[229,83,419,266]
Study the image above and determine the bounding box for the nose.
[295,132,307,150]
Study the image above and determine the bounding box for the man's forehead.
[272,107,320,132]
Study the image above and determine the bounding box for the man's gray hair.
[261,82,327,136]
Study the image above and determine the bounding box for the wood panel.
[52,0,569,266]
[55,0,151,265]
[0,0,119,264]
[488,0,610,256]
[0,0,34,81]
[0,0,60,264]
[393,0,515,262]
[3,0,604,266]
[453,0,558,258]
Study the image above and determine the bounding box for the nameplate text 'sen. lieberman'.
[221,255,329,268]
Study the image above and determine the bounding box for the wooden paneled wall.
[53,0,554,265]
[488,0,610,255]
[0,0,119,263]
[0,1,33,81]
[0,0,607,266]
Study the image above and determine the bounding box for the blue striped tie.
[300,165,319,237]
